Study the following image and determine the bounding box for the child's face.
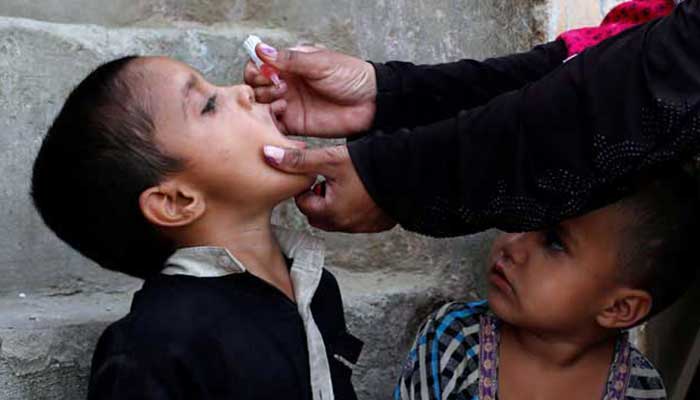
[487,204,633,333]
[136,56,314,210]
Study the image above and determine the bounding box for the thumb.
[256,43,327,79]
[263,145,347,175]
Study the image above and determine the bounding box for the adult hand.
[263,145,396,233]
[244,43,377,138]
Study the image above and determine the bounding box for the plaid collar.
[478,314,633,400]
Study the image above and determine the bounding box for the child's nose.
[501,232,530,266]
[231,85,255,110]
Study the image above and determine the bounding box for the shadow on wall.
[645,276,700,400]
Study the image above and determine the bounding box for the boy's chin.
[293,174,317,195]
[274,173,317,201]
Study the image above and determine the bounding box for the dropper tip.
[270,74,282,88]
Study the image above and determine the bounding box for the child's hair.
[615,162,700,320]
[31,56,185,278]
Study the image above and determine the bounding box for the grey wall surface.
[0,0,547,60]
[0,1,547,398]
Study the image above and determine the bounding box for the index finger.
[243,60,273,87]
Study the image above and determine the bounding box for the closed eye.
[201,94,217,115]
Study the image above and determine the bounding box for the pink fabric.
[558,0,675,57]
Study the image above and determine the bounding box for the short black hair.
[31,56,184,278]
[616,161,700,319]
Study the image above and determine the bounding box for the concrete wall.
[0,0,551,61]
[645,278,700,399]
[545,0,625,39]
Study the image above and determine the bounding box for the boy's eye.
[543,229,566,252]
[201,95,217,115]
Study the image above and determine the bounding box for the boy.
[31,56,362,399]
[396,167,699,399]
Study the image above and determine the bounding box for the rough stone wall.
[0,0,550,60]
[644,278,700,398]
[545,0,626,39]
[0,1,551,399]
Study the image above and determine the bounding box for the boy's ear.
[596,288,652,329]
[139,181,206,228]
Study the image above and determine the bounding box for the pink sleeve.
[558,0,675,57]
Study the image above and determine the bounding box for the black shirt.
[88,269,361,399]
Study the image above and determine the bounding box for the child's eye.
[201,95,217,115]
[543,229,566,252]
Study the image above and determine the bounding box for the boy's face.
[136,57,314,210]
[487,204,636,333]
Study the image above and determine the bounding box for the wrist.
[367,62,401,130]
[351,61,377,132]
[362,61,378,101]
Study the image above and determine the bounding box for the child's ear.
[139,181,206,228]
[596,288,652,329]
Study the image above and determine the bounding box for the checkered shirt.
[395,301,667,400]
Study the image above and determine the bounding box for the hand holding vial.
[244,40,378,138]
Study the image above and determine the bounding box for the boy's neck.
[501,322,616,369]
[498,323,620,400]
[177,208,296,301]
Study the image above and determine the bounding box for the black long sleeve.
[349,0,700,237]
[371,40,568,131]
[89,352,194,400]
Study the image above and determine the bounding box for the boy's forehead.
[563,203,627,248]
[136,56,197,85]
[131,57,202,119]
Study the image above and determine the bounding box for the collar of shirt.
[161,225,335,400]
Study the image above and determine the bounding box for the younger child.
[31,56,362,399]
[396,166,699,400]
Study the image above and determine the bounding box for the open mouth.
[268,106,286,135]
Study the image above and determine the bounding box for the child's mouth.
[268,107,286,135]
[489,262,515,295]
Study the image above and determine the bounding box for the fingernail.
[263,145,284,165]
[259,43,278,59]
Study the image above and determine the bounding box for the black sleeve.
[88,353,182,400]
[348,1,700,237]
[87,327,234,400]
[370,39,568,131]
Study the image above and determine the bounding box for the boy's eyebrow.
[181,74,198,119]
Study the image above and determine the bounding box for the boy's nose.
[231,85,255,109]
[500,232,530,266]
